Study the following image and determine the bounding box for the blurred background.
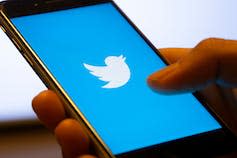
[0,0,237,158]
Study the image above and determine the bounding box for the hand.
[148,38,237,92]
[148,38,237,132]
[32,38,237,158]
[32,90,96,158]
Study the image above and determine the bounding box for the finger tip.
[55,119,89,143]
[78,155,97,158]
[147,63,182,92]
[32,90,55,108]
[147,73,179,94]
[147,72,164,91]
[32,90,66,129]
[55,119,90,157]
[32,90,62,114]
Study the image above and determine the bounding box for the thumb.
[148,38,237,93]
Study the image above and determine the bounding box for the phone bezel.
[0,0,237,157]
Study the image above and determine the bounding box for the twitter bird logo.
[83,55,130,89]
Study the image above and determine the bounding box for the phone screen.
[11,2,221,155]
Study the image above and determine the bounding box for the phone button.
[11,38,22,51]
[23,53,34,66]
[0,25,6,33]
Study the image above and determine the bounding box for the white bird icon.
[83,55,130,89]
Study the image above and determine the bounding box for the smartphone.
[1,0,237,157]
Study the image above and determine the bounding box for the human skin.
[32,38,237,158]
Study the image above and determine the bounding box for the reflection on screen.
[11,2,221,154]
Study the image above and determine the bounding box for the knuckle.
[194,38,226,57]
[196,38,221,49]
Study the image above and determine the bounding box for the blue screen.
[11,2,221,155]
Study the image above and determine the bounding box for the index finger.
[148,38,237,93]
